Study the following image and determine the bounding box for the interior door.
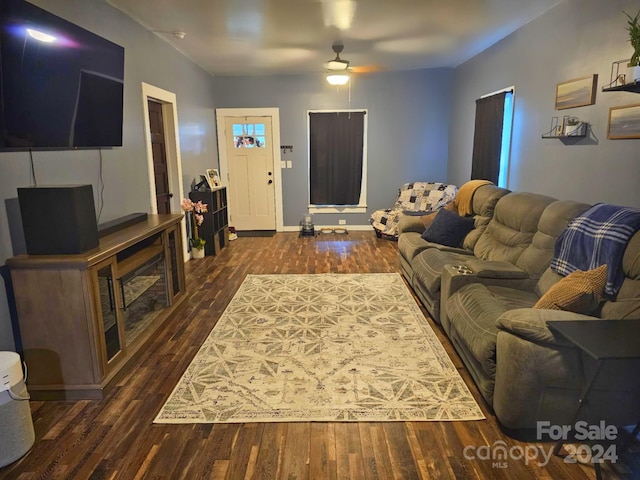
[148,100,172,214]
[225,116,276,231]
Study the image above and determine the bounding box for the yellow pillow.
[533,264,608,314]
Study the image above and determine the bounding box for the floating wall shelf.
[542,117,588,139]
[602,82,640,94]
[602,60,640,93]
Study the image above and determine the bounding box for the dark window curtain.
[309,111,364,205]
[470,92,507,184]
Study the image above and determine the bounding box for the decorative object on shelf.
[563,116,584,136]
[181,197,208,253]
[555,75,598,110]
[205,168,221,188]
[625,10,640,83]
[541,116,588,139]
[607,103,640,139]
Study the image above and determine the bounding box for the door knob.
[268,179,273,185]
[268,172,272,176]
[168,193,174,198]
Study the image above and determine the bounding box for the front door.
[148,100,172,214]
[224,116,276,231]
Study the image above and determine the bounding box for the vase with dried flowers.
[181,198,208,257]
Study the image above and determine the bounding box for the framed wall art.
[607,103,640,139]
[555,75,598,110]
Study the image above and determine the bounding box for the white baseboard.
[281,225,373,232]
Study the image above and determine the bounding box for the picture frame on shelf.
[607,103,640,139]
[555,74,598,110]
[206,168,221,188]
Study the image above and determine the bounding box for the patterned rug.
[154,273,485,423]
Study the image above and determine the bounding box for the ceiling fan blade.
[325,59,350,70]
[351,64,383,74]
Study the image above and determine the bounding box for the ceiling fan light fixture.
[326,72,350,85]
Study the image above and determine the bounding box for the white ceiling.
[108,0,561,76]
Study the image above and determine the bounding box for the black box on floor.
[18,185,99,255]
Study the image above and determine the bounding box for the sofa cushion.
[473,192,556,264]
[447,284,540,380]
[398,232,433,262]
[485,285,540,310]
[516,200,591,278]
[601,230,640,319]
[421,209,475,248]
[412,248,473,295]
[533,264,607,314]
[461,185,511,251]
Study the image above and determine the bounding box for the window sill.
[308,205,367,214]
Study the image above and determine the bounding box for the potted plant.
[181,198,208,258]
[625,10,640,83]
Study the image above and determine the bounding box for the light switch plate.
[280,161,286,168]
[286,160,292,168]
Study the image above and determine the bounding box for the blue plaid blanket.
[551,203,640,297]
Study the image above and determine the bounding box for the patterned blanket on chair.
[370,182,457,237]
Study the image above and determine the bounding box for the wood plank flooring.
[1,231,638,479]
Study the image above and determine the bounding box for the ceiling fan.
[324,42,382,84]
[325,42,350,71]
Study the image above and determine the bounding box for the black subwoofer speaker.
[18,185,99,255]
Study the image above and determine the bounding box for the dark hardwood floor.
[1,231,638,479]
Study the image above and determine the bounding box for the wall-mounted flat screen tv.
[0,0,124,150]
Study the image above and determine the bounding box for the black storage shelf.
[189,187,229,256]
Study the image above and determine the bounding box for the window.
[307,110,367,213]
[470,88,514,188]
[231,122,266,149]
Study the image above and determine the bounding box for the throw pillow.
[533,264,608,314]
[421,208,475,248]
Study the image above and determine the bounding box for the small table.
[546,319,640,479]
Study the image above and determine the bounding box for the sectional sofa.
[397,184,640,430]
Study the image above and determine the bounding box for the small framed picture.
[555,74,598,110]
[206,168,221,188]
[607,103,640,139]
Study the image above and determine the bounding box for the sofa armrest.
[465,259,528,279]
[397,216,425,235]
[496,308,598,347]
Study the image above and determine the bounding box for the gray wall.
[0,0,218,351]
[448,0,640,207]
[213,69,453,227]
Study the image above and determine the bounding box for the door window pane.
[233,123,266,148]
[232,123,243,136]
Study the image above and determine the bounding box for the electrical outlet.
[338,219,346,225]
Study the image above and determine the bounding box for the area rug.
[154,273,484,423]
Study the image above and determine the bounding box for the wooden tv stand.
[7,214,186,400]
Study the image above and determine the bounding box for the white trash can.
[0,352,35,468]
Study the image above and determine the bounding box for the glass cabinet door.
[94,261,124,368]
[166,225,185,302]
